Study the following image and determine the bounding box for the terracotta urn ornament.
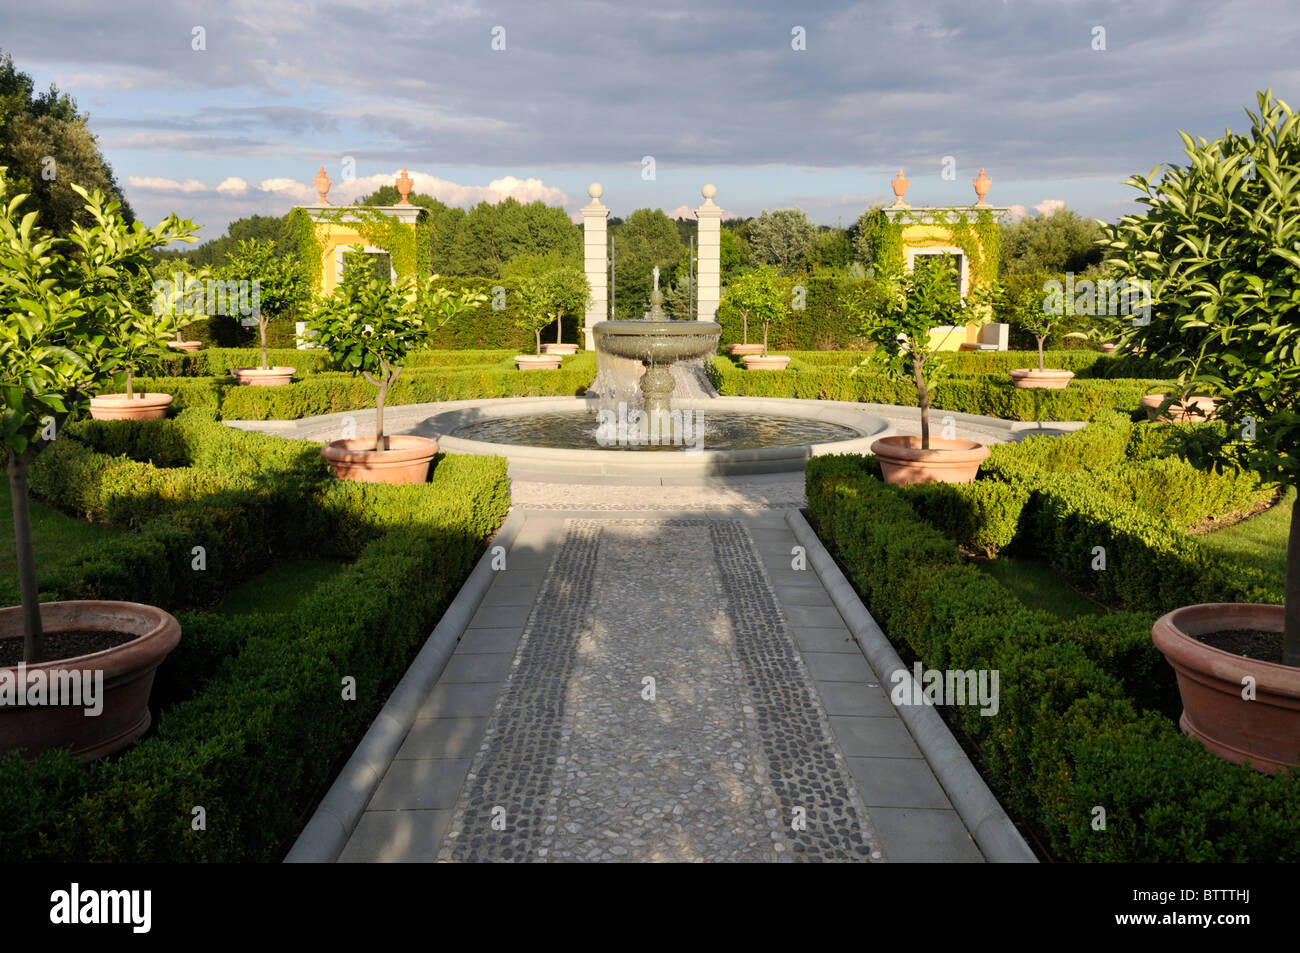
[88,393,174,421]
[972,168,992,206]
[891,169,910,208]
[314,166,332,205]
[395,168,413,205]
[0,601,182,761]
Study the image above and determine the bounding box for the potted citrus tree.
[224,238,309,386]
[160,263,209,353]
[848,255,990,484]
[534,266,590,357]
[1106,90,1300,772]
[513,270,588,370]
[310,261,484,483]
[88,269,183,421]
[724,266,791,369]
[0,171,190,759]
[1002,282,1075,389]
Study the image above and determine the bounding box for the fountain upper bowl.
[592,320,721,363]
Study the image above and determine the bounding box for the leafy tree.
[720,226,749,280]
[722,266,791,353]
[845,256,972,448]
[851,204,888,269]
[611,208,685,319]
[447,198,580,277]
[219,238,310,369]
[808,225,853,271]
[999,207,1105,275]
[0,51,133,233]
[308,263,485,450]
[0,170,193,660]
[357,187,465,274]
[1103,90,1300,663]
[747,209,817,273]
[164,213,295,269]
[999,282,1058,371]
[514,268,590,353]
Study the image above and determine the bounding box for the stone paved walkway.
[339,502,986,863]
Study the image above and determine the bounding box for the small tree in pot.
[310,261,485,482]
[723,265,791,367]
[845,255,989,483]
[1002,282,1075,389]
[87,269,186,420]
[1,172,189,757]
[514,267,590,364]
[1105,90,1300,771]
[223,238,309,386]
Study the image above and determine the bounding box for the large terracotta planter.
[871,435,991,485]
[727,343,765,356]
[321,435,438,484]
[0,601,181,761]
[540,343,578,356]
[1009,368,1074,390]
[1141,394,1220,422]
[232,366,295,386]
[741,354,791,370]
[1100,343,1118,355]
[88,393,173,421]
[1152,603,1300,774]
[515,355,562,370]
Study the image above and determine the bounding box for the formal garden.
[1,84,1297,863]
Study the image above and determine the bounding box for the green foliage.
[0,50,133,233]
[447,198,580,278]
[512,267,590,354]
[747,209,817,273]
[217,238,310,368]
[999,208,1105,276]
[720,265,791,352]
[611,208,686,319]
[2,409,510,860]
[805,456,1300,861]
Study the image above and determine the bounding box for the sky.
[4,0,1299,243]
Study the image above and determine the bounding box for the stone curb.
[785,509,1038,864]
[283,510,528,863]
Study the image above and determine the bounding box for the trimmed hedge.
[806,456,1300,861]
[103,352,597,420]
[1,410,510,861]
[710,355,1165,422]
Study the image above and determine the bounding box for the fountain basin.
[427,395,888,480]
[592,320,721,363]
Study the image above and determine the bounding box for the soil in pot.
[1197,628,1283,664]
[0,629,136,666]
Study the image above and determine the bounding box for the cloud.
[127,176,208,193]
[1035,199,1066,217]
[216,177,248,195]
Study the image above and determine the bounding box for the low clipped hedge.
[806,456,1300,861]
[710,355,1164,422]
[104,352,597,420]
[0,409,510,861]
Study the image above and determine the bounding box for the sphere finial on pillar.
[588,182,603,199]
[702,183,717,200]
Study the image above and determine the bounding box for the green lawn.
[975,555,1103,620]
[1200,487,1293,595]
[0,478,120,606]
[214,558,353,617]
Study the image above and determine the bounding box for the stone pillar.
[695,184,722,322]
[582,183,610,350]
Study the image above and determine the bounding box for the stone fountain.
[591,268,722,419]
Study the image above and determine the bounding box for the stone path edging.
[785,509,1039,864]
[283,510,526,863]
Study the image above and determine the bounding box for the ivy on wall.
[287,206,432,291]
[287,208,325,291]
[863,207,1000,290]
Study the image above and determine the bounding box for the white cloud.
[1035,199,1066,217]
[127,176,208,193]
[216,177,248,195]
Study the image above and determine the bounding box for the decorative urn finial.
[313,166,331,205]
[972,167,992,206]
[395,168,413,204]
[890,169,910,207]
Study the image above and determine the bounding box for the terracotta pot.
[1140,393,1220,422]
[540,343,578,356]
[1152,603,1300,774]
[88,393,173,421]
[1009,368,1075,390]
[321,435,438,484]
[1100,343,1118,354]
[871,435,991,485]
[232,366,295,386]
[0,601,181,761]
[741,354,791,370]
[515,355,562,370]
[727,343,766,356]
[167,340,202,352]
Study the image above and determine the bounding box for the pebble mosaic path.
[438,520,881,863]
